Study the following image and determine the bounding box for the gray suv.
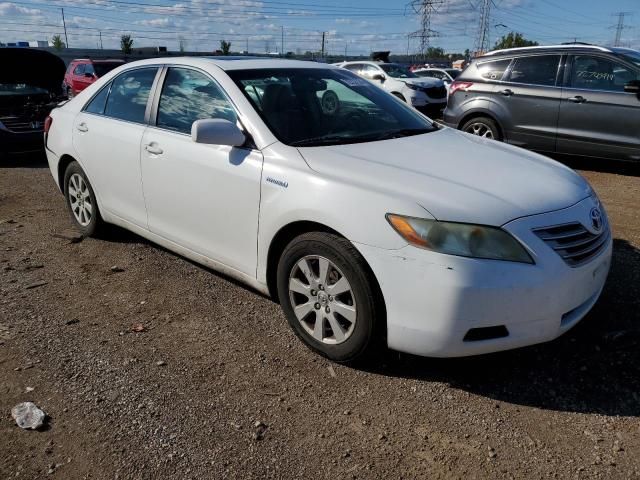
[442,45,640,162]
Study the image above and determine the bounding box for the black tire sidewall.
[277,233,381,363]
[63,161,101,237]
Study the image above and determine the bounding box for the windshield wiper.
[366,127,434,141]
[289,134,354,147]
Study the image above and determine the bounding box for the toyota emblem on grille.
[590,207,603,232]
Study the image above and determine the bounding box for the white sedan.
[44,57,611,362]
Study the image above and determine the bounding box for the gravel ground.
[1,153,639,479]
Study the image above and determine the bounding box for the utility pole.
[246,38,249,54]
[612,12,632,47]
[99,30,103,49]
[321,31,325,58]
[60,8,69,48]
[408,0,443,60]
[474,0,492,55]
[281,26,284,55]
[344,42,347,59]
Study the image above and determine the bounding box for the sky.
[0,0,638,56]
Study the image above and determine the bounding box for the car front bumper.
[354,197,612,357]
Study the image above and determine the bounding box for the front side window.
[104,67,157,123]
[342,64,362,73]
[74,64,85,75]
[156,67,237,134]
[477,58,511,80]
[507,55,560,86]
[84,64,95,76]
[570,55,639,92]
[228,68,436,147]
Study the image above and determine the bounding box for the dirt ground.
[1,153,639,479]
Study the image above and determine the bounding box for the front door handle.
[500,88,513,96]
[144,143,163,155]
[76,122,88,132]
[567,95,587,103]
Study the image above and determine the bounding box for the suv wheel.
[461,116,501,140]
[276,232,384,363]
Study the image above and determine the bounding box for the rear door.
[556,54,640,161]
[496,54,562,152]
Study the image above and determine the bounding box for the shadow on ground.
[370,238,640,417]
[1,151,48,168]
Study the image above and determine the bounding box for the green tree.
[426,46,445,59]
[120,34,134,54]
[493,32,538,50]
[220,40,231,55]
[51,34,65,51]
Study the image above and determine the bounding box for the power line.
[612,12,632,47]
[408,0,444,60]
[474,0,492,54]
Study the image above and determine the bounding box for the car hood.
[403,77,443,88]
[298,128,591,226]
[0,48,66,93]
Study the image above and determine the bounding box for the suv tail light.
[449,81,473,96]
[44,115,53,134]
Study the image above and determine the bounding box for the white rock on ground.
[11,402,46,430]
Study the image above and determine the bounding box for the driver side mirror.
[191,119,245,147]
[624,79,640,97]
[372,73,386,82]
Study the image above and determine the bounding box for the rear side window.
[73,64,85,75]
[156,67,236,134]
[104,68,157,124]
[569,55,639,92]
[84,84,110,115]
[508,55,560,86]
[476,59,511,81]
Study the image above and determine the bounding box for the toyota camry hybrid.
[44,57,612,362]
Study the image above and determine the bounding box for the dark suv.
[443,45,640,161]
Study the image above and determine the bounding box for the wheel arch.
[57,153,77,192]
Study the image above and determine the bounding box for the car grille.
[423,86,447,99]
[0,116,42,133]
[533,221,610,267]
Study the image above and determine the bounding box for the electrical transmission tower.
[408,0,444,60]
[474,0,492,55]
[612,12,632,47]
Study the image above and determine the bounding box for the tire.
[276,232,384,363]
[461,116,501,140]
[392,92,406,102]
[63,161,104,237]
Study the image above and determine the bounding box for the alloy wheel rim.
[288,255,357,345]
[68,173,92,227]
[465,122,494,139]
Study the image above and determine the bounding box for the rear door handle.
[500,88,513,96]
[76,122,88,132]
[567,95,587,103]
[144,143,163,155]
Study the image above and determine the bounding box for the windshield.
[379,64,417,79]
[228,68,436,147]
[616,50,640,68]
[93,62,122,77]
[446,69,461,79]
[0,83,49,95]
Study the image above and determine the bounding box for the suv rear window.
[476,59,511,80]
[507,55,560,86]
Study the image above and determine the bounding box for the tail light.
[44,115,53,134]
[449,81,473,96]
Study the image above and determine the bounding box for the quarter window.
[477,59,511,81]
[156,67,237,134]
[570,55,638,92]
[84,84,110,115]
[508,55,560,86]
[103,67,157,124]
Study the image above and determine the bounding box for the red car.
[63,59,124,98]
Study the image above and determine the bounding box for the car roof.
[117,56,337,71]
[480,44,612,58]
[71,58,125,63]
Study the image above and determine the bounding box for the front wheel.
[461,116,501,140]
[277,232,384,363]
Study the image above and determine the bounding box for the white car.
[335,61,447,116]
[44,57,612,362]
[413,67,462,91]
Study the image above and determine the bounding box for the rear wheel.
[63,161,104,237]
[277,232,384,363]
[461,116,501,140]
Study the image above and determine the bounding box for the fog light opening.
[463,326,509,342]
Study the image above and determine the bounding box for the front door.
[72,66,159,227]
[557,54,640,161]
[140,66,263,277]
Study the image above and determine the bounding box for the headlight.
[404,83,420,90]
[386,214,533,264]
